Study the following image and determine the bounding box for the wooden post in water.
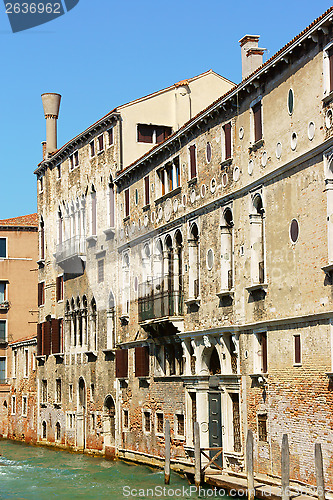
[281,434,290,500]
[194,422,201,488]
[246,429,254,500]
[315,443,326,500]
[164,419,170,485]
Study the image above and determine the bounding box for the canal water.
[0,440,235,499]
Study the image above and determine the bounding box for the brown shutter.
[295,335,301,364]
[108,128,113,145]
[41,224,45,260]
[224,122,232,159]
[189,145,196,179]
[125,189,130,217]
[116,349,128,378]
[144,176,150,206]
[44,322,51,356]
[135,346,149,377]
[38,283,42,306]
[261,332,267,373]
[137,124,153,143]
[51,319,60,354]
[253,102,262,142]
[56,277,60,302]
[37,323,42,356]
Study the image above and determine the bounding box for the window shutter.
[56,277,60,302]
[261,333,267,373]
[41,225,45,260]
[125,189,130,217]
[108,128,113,145]
[116,349,128,378]
[135,346,149,377]
[329,49,333,93]
[144,176,150,206]
[295,335,301,364]
[253,102,262,142]
[137,124,153,143]
[44,322,51,356]
[51,319,60,354]
[109,185,115,227]
[37,323,42,356]
[189,145,196,179]
[224,122,232,159]
[38,282,43,306]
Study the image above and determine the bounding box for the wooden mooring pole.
[194,422,201,488]
[281,434,290,500]
[315,443,326,500]
[164,419,170,484]
[246,429,254,500]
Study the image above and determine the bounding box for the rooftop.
[0,213,38,228]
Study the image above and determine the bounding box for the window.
[56,422,61,441]
[108,128,113,146]
[258,414,268,442]
[22,396,27,417]
[144,176,150,206]
[57,165,61,179]
[40,219,45,260]
[189,222,199,299]
[124,189,130,218]
[98,134,104,152]
[135,346,150,377]
[91,190,97,235]
[252,101,263,143]
[56,276,64,302]
[42,420,47,438]
[143,411,151,433]
[24,349,29,378]
[176,414,185,437]
[294,335,301,365]
[324,44,333,97]
[69,154,74,171]
[42,379,47,403]
[0,357,5,383]
[123,409,129,429]
[13,350,17,378]
[223,122,232,160]
[137,124,172,144]
[156,412,164,434]
[220,207,233,291]
[206,142,212,163]
[98,260,104,283]
[0,238,7,258]
[189,144,197,179]
[158,157,180,196]
[69,384,73,402]
[108,182,115,228]
[0,282,6,303]
[0,321,6,342]
[74,151,79,167]
[11,395,16,415]
[116,349,128,378]
[56,379,62,403]
[90,141,95,157]
[254,332,267,373]
[90,383,95,402]
[38,282,45,307]
[250,193,265,284]
[39,176,44,193]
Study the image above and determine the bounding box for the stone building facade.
[34,6,333,489]
[0,214,38,442]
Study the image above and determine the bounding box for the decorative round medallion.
[190,189,196,204]
[144,214,148,227]
[239,127,244,140]
[201,184,207,198]
[158,206,163,220]
[173,199,178,213]
[206,249,214,270]
[206,142,212,163]
[151,211,156,223]
[222,173,228,187]
[164,198,172,221]
[287,88,294,115]
[182,193,187,207]
[248,160,254,175]
[308,121,315,141]
[291,132,297,151]
[261,151,268,167]
[233,166,240,182]
[290,218,299,244]
[326,109,333,129]
[210,178,216,193]
[276,142,282,159]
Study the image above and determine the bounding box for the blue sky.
[0,0,331,219]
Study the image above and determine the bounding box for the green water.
[0,440,235,499]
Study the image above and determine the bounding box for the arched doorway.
[77,377,86,449]
[103,395,116,454]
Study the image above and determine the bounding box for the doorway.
[208,392,223,467]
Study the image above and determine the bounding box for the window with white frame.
[122,253,130,315]
[90,140,95,157]
[158,156,180,197]
[22,396,27,417]
[220,206,234,292]
[137,124,172,144]
[108,128,113,146]
[56,379,62,403]
[123,409,129,430]
[0,238,7,258]
[0,320,6,343]
[91,188,97,236]
[251,99,263,144]
[253,331,268,374]
[11,395,16,415]
[156,412,164,435]
[175,413,185,438]
[97,134,104,153]
[0,357,5,383]
[41,379,47,403]
[143,410,151,433]
[0,282,6,303]
[69,383,73,402]
[222,122,232,161]
[24,349,29,378]
[108,181,115,228]
[13,350,17,378]
[189,144,197,180]
[324,42,333,97]
[249,192,265,284]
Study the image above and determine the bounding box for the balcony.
[55,236,86,273]
[138,275,184,334]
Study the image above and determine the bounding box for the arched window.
[220,207,234,292]
[107,291,115,350]
[90,297,97,351]
[91,185,97,236]
[108,177,115,228]
[56,422,61,441]
[40,217,45,260]
[79,378,86,409]
[104,395,116,440]
[57,208,63,245]
[42,420,47,439]
[250,193,265,284]
[174,230,183,315]
[188,223,199,298]
[209,347,221,375]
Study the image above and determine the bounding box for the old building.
[34,5,333,489]
[0,214,38,442]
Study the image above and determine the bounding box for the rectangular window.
[69,154,74,171]
[24,349,29,378]
[0,282,6,303]
[38,282,45,306]
[42,380,47,403]
[255,332,267,373]
[22,396,27,417]
[123,409,129,429]
[0,321,6,342]
[135,346,150,377]
[109,184,115,228]
[258,414,268,442]
[0,238,7,258]
[13,350,17,378]
[57,165,61,179]
[137,124,172,144]
[294,335,301,364]
[108,128,113,146]
[69,384,73,402]
[74,151,79,167]
[56,379,62,403]
[329,47,333,93]
[11,395,16,415]
[189,144,197,179]
[91,192,97,235]
[98,260,104,283]
[253,101,262,143]
[144,176,150,206]
[144,411,151,433]
[156,412,164,434]
[39,176,44,192]
[156,125,172,143]
[98,134,104,152]
[176,414,185,437]
[90,141,95,157]
[0,357,5,383]
[116,349,128,378]
[56,276,64,302]
[124,189,130,218]
[223,122,232,159]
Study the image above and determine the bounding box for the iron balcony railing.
[55,236,86,264]
[138,275,184,322]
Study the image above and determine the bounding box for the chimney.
[239,35,265,80]
[41,141,46,160]
[41,93,61,156]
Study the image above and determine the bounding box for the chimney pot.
[239,35,265,80]
[41,93,61,157]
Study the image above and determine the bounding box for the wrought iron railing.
[55,236,86,263]
[138,275,183,322]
